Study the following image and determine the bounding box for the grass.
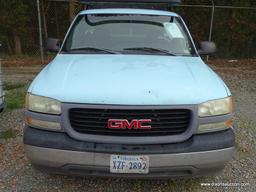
[4,83,26,110]
[4,83,26,91]
[0,129,17,139]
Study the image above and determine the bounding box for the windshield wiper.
[123,47,177,56]
[65,47,120,54]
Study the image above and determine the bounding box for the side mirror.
[46,38,62,53]
[198,41,216,55]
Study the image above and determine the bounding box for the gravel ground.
[0,59,255,192]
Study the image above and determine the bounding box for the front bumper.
[24,126,235,178]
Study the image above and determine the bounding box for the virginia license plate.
[110,155,149,174]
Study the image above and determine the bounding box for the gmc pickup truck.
[24,0,235,178]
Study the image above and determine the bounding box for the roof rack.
[80,0,182,10]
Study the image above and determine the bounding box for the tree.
[69,0,76,23]
[0,0,29,54]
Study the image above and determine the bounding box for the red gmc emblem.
[108,119,152,130]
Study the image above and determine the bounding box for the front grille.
[69,108,191,136]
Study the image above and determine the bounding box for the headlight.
[198,97,232,117]
[26,93,61,115]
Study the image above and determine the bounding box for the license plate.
[110,155,149,174]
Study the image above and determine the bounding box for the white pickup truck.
[24,0,235,178]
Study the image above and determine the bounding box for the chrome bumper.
[24,126,235,178]
[25,145,234,178]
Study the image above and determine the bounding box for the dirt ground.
[0,58,255,192]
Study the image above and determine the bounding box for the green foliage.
[5,84,26,109]
[0,0,255,58]
[173,2,256,59]
[0,129,17,139]
[4,83,26,91]
[0,0,35,54]
[0,0,29,30]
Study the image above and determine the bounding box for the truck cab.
[24,0,235,178]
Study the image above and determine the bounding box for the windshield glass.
[62,14,196,56]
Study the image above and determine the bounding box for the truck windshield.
[62,14,196,56]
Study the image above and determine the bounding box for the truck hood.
[29,54,229,105]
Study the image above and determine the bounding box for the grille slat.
[70,119,189,125]
[72,127,186,135]
[69,108,191,136]
[72,129,185,136]
[70,114,189,120]
[70,122,188,129]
